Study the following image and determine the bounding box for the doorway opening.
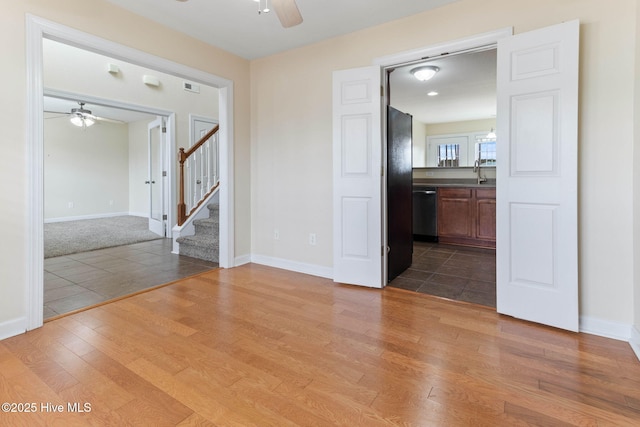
[42,93,219,319]
[385,47,498,308]
[27,15,235,331]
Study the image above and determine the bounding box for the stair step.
[193,217,218,233]
[207,203,219,215]
[176,234,219,262]
[177,201,220,263]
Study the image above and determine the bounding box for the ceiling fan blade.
[272,0,303,28]
[44,110,68,118]
[96,116,125,124]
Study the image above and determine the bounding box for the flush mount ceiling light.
[486,128,497,139]
[69,102,96,128]
[411,65,440,81]
[427,91,439,96]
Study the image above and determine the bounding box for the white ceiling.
[390,48,497,124]
[103,0,460,60]
[44,96,157,124]
[46,0,495,125]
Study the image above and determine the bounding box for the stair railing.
[178,124,220,226]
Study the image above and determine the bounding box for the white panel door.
[496,20,579,331]
[332,66,383,288]
[148,117,165,237]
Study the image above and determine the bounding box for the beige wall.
[0,0,251,334]
[1,0,638,339]
[44,113,130,219]
[634,0,640,344]
[250,0,638,326]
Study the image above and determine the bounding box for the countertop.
[413,178,496,188]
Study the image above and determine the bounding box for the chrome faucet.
[473,159,487,184]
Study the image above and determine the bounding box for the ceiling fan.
[270,0,303,28]
[45,101,122,128]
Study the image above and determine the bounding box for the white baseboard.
[579,315,631,342]
[234,254,252,266]
[631,326,640,362]
[0,317,27,341]
[44,211,130,223]
[128,211,148,218]
[251,254,333,279]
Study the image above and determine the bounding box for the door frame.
[374,27,512,285]
[26,15,235,331]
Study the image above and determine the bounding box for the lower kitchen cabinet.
[437,187,496,248]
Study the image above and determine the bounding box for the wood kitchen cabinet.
[437,187,496,248]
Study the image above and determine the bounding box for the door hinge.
[381,166,384,177]
[380,85,384,97]
[162,214,168,220]
[162,126,167,133]
[162,171,167,177]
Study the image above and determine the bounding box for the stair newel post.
[178,147,187,226]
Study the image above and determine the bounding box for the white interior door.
[148,117,165,237]
[496,20,580,331]
[332,66,383,288]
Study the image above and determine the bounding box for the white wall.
[43,39,220,153]
[250,0,638,330]
[425,118,497,137]
[412,119,428,167]
[43,39,221,225]
[44,113,130,220]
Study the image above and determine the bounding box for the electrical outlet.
[67,202,74,209]
[274,229,280,240]
[309,233,317,246]
[109,200,114,206]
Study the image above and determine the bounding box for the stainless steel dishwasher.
[413,186,438,241]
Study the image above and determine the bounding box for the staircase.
[176,203,219,263]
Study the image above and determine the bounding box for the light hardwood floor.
[1,263,639,426]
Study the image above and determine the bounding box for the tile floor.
[388,241,496,308]
[44,238,217,319]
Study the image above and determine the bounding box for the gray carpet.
[44,216,163,258]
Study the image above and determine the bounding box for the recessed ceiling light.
[427,91,439,96]
[411,66,439,81]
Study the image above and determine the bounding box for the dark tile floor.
[43,238,218,319]
[388,241,496,308]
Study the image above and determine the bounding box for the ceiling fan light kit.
[69,102,96,128]
[255,0,270,14]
